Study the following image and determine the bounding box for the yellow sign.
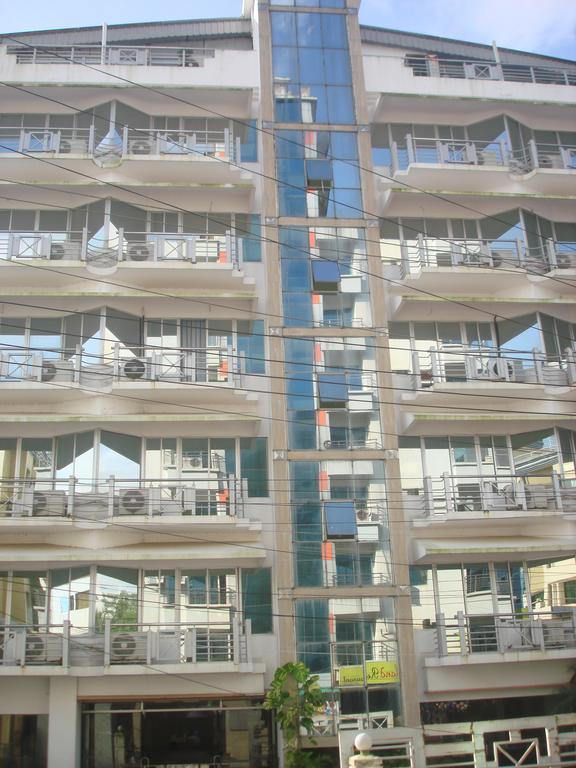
[338,661,399,686]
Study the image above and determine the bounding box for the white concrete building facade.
[0,1,574,766]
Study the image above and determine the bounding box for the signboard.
[338,660,399,686]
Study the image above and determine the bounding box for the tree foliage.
[264,662,330,768]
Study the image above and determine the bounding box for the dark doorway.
[142,711,224,764]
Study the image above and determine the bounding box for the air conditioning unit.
[118,488,147,515]
[49,242,66,260]
[59,138,89,154]
[128,138,154,155]
[538,153,563,169]
[555,253,574,269]
[126,242,153,262]
[25,633,63,664]
[32,490,67,517]
[31,359,74,384]
[110,632,148,663]
[491,358,515,381]
[121,357,148,380]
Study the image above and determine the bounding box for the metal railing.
[405,55,576,86]
[434,610,576,656]
[388,135,576,173]
[0,475,247,520]
[0,125,240,163]
[0,228,243,268]
[0,343,244,387]
[403,472,576,518]
[308,710,394,737]
[408,346,576,388]
[0,617,251,668]
[397,236,576,274]
[5,44,215,67]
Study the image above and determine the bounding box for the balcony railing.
[6,44,215,67]
[387,136,576,174]
[0,475,247,520]
[308,710,394,737]
[0,126,240,163]
[403,472,576,518]
[0,229,243,268]
[397,236,576,275]
[407,346,576,388]
[433,610,576,656]
[0,617,251,668]
[0,343,244,387]
[405,55,576,86]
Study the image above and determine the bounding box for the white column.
[47,677,79,768]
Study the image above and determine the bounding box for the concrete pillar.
[47,677,79,768]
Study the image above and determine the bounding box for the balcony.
[0,125,252,186]
[378,136,576,195]
[0,616,255,673]
[389,237,576,293]
[0,228,254,291]
[404,472,576,521]
[5,44,215,68]
[0,44,259,93]
[0,475,255,533]
[434,610,576,657]
[397,347,576,399]
[404,56,576,87]
[0,343,255,405]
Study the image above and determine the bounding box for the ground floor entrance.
[81,699,276,767]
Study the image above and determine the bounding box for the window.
[564,579,576,604]
[311,259,340,291]
[318,373,348,408]
[325,501,357,538]
[242,569,272,634]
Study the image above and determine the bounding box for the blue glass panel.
[333,188,363,218]
[327,86,355,123]
[295,547,324,591]
[278,157,306,186]
[318,373,348,406]
[320,0,345,7]
[331,160,360,188]
[325,501,357,538]
[296,13,323,47]
[311,259,340,290]
[288,410,317,449]
[298,48,325,84]
[329,132,358,159]
[291,461,320,498]
[276,95,303,123]
[237,320,265,374]
[324,49,352,85]
[284,294,313,327]
[239,120,258,162]
[287,373,314,409]
[242,569,273,634]
[302,85,328,124]
[295,599,330,670]
[279,186,308,217]
[273,46,300,82]
[285,338,314,366]
[271,12,297,45]
[276,130,304,159]
[294,502,323,541]
[282,258,311,290]
[280,227,309,249]
[321,13,347,47]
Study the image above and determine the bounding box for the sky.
[1,0,575,60]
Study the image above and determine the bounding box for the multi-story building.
[0,2,574,766]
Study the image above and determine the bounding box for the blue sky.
[2,0,575,60]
